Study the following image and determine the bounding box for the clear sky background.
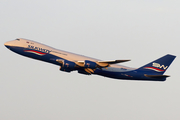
[0,0,180,120]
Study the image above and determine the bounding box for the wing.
[76,60,130,67]
[75,59,130,74]
[98,60,130,64]
[55,58,130,74]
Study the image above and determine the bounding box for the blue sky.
[1,0,180,119]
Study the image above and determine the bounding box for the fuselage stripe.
[144,67,165,72]
[24,50,47,56]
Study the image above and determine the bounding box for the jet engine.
[59,60,76,72]
[84,60,97,69]
[78,70,91,75]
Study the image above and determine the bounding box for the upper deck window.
[16,39,20,41]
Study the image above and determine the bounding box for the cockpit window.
[16,39,20,41]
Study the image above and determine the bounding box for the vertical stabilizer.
[138,54,176,74]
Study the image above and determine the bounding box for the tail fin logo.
[152,63,168,70]
[144,63,168,72]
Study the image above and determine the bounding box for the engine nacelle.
[84,60,97,69]
[78,70,91,75]
[59,60,76,72]
[60,66,72,72]
[63,60,76,69]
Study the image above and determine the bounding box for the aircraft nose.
[4,41,14,49]
[4,41,11,46]
[4,40,15,47]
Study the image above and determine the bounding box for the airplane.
[4,38,176,81]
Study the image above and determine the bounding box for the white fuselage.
[5,38,175,81]
[4,38,134,71]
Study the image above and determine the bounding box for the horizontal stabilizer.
[144,74,170,78]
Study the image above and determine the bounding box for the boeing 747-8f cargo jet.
[4,38,176,81]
